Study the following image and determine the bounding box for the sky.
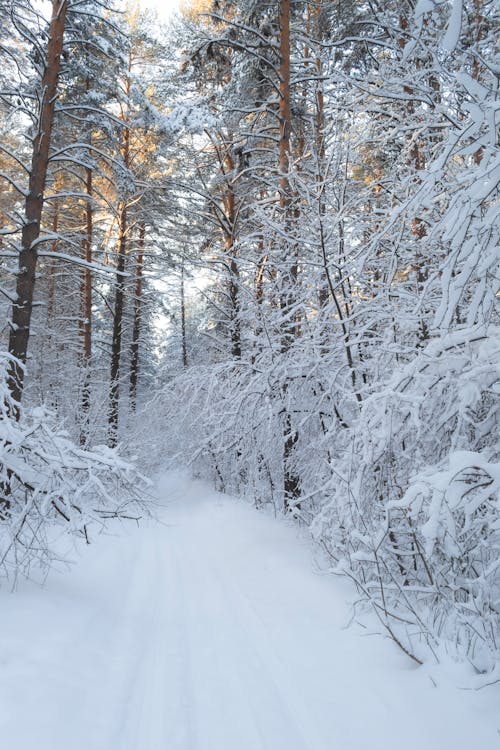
[139,0,181,19]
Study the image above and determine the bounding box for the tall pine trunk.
[223,150,241,359]
[7,0,68,410]
[108,56,132,446]
[278,0,300,511]
[108,200,127,447]
[129,221,145,411]
[180,263,188,369]
[79,61,94,443]
[79,164,94,442]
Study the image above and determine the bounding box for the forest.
[0,0,498,719]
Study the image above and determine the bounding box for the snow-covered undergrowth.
[0,359,150,582]
[311,330,500,671]
[144,328,499,674]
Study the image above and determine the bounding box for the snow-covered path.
[0,472,497,750]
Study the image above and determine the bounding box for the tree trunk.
[278,0,299,348]
[108,55,132,446]
[278,0,300,512]
[108,201,127,446]
[180,263,188,369]
[79,163,93,443]
[47,196,59,328]
[211,133,242,360]
[129,221,145,410]
[80,55,94,442]
[7,0,68,410]
[82,165,93,364]
[224,171,241,358]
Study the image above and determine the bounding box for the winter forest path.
[0,472,497,750]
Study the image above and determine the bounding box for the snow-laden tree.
[0,353,150,581]
[147,0,499,670]
[0,0,162,580]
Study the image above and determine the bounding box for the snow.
[0,471,498,750]
[442,0,463,52]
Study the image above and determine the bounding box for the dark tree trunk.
[108,57,131,446]
[79,163,93,443]
[180,263,188,369]
[278,0,300,512]
[79,48,95,444]
[7,0,68,410]
[129,221,145,411]
[108,201,127,447]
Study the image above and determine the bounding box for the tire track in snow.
[202,553,322,750]
[116,523,197,750]
[55,527,162,750]
[166,501,315,750]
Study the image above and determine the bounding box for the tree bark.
[278,0,300,512]
[129,221,145,410]
[79,163,93,442]
[108,201,127,446]
[108,54,132,446]
[180,263,188,369]
[80,54,94,441]
[223,151,241,359]
[7,0,68,410]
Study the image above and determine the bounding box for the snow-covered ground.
[0,472,498,750]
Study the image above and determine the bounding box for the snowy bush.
[0,356,150,581]
[312,330,500,669]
